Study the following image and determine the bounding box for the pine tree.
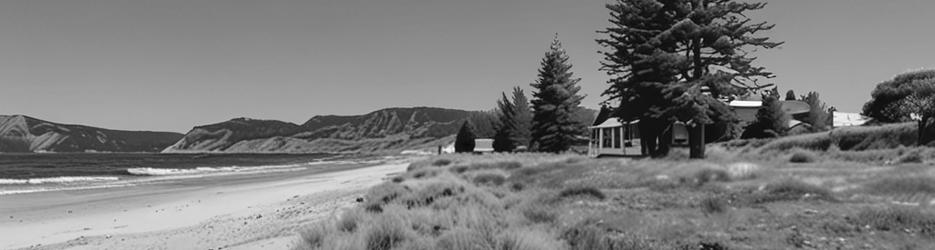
[455,121,476,153]
[493,93,517,152]
[598,0,782,157]
[530,36,586,153]
[742,88,789,139]
[510,87,533,148]
[802,92,830,131]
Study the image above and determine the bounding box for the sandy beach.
[0,160,412,250]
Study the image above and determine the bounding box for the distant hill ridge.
[0,115,183,153]
[163,107,499,154]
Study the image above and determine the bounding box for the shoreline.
[0,159,414,249]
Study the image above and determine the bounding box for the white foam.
[0,176,120,185]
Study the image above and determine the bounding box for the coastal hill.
[0,115,183,153]
[162,107,501,154]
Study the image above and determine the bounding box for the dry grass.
[295,150,935,250]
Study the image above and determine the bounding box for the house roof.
[833,112,869,127]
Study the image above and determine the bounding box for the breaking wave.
[0,176,120,185]
[126,163,307,176]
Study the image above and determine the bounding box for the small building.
[589,99,811,157]
[832,112,869,128]
[473,139,494,153]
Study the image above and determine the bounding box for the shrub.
[851,206,935,236]
[365,215,409,250]
[700,196,728,214]
[789,149,818,163]
[433,159,454,166]
[509,182,526,192]
[391,176,405,183]
[754,179,835,203]
[558,186,606,201]
[473,173,507,186]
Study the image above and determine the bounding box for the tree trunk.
[690,123,705,159]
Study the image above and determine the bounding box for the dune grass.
[296,149,935,249]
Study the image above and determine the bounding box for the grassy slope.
[294,150,935,250]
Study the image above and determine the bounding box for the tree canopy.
[597,0,782,156]
[863,70,935,123]
[493,93,518,152]
[530,36,586,153]
[455,121,476,153]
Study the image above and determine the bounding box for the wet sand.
[0,161,411,249]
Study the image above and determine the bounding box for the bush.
[700,196,728,214]
[433,159,454,166]
[754,179,835,203]
[789,149,818,163]
[558,186,606,201]
[851,206,935,236]
[473,173,507,186]
[365,215,409,250]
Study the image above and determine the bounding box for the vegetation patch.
[753,179,835,203]
[864,176,935,195]
[851,206,935,236]
[699,196,728,214]
[789,149,818,163]
[473,173,507,186]
[433,159,453,167]
[365,215,409,250]
[558,186,606,201]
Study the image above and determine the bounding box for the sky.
[0,0,933,133]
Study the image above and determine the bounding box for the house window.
[602,128,613,148]
[613,127,621,148]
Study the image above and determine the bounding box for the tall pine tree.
[493,93,518,152]
[511,87,533,148]
[597,0,782,157]
[455,121,476,153]
[530,36,586,153]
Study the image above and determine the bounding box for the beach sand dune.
[0,162,410,250]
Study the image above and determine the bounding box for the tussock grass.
[562,220,657,250]
[690,168,731,186]
[336,209,364,232]
[433,158,453,166]
[365,215,409,250]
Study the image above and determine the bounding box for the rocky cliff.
[0,115,183,152]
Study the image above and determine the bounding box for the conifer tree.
[455,121,476,153]
[598,0,782,157]
[493,93,517,152]
[530,36,586,153]
[742,88,789,138]
[510,87,533,148]
[802,92,830,131]
[785,90,797,101]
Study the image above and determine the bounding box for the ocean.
[0,153,387,195]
